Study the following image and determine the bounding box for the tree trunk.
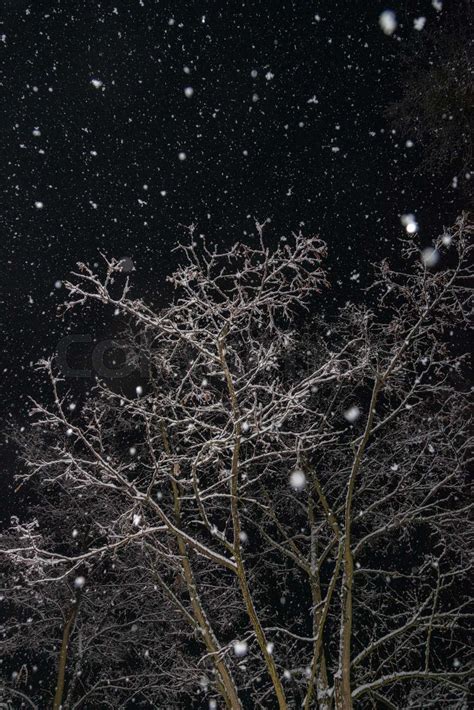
[52,601,79,710]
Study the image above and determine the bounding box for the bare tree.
[1,214,472,709]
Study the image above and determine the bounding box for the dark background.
[0,0,467,520]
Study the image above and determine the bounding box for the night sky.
[1,0,466,515]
